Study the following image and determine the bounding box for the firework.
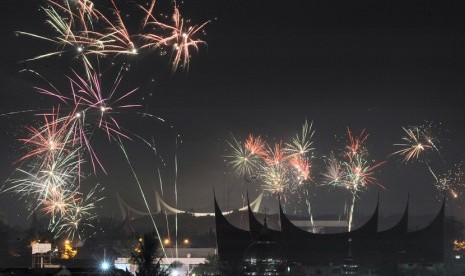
[319,127,385,231]
[343,156,386,193]
[140,3,209,71]
[289,156,311,183]
[344,127,368,162]
[6,0,211,244]
[50,185,103,240]
[33,68,141,172]
[68,69,140,139]
[392,126,437,163]
[91,0,139,56]
[321,153,345,187]
[285,120,315,156]
[264,142,286,166]
[16,107,74,167]
[227,120,317,198]
[260,164,288,195]
[227,136,259,176]
[40,187,75,223]
[429,163,465,200]
[245,134,267,157]
[16,5,101,68]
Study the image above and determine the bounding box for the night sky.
[1,0,465,227]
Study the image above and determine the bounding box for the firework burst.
[16,107,75,167]
[140,3,209,71]
[227,136,259,176]
[285,120,315,157]
[50,185,103,240]
[227,121,316,197]
[319,127,386,231]
[322,153,345,187]
[5,0,210,244]
[344,127,368,162]
[245,134,267,157]
[429,162,465,200]
[392,126,438,163]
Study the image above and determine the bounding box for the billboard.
[32,243,52,254]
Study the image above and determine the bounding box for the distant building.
[215,195,445,272]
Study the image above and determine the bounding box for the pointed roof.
[214,193,252,263]
[350,197,379,237]
[247,193,282,241]
[378,195,409,237]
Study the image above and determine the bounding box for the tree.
[131,232,168,276]
[60,239,77,259]
[191,254,236,276]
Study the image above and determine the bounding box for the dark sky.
[1,0,465,227]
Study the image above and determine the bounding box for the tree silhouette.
[131,232,168,276]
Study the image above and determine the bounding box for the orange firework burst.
[245,134,267,157]
[290,156,311,182]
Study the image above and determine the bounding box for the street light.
[100,260,110,271]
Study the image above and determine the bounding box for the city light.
[100,261,110,271]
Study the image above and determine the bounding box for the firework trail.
[304,189,315,232]
[321,128,385,232]
[117,137,167,257]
